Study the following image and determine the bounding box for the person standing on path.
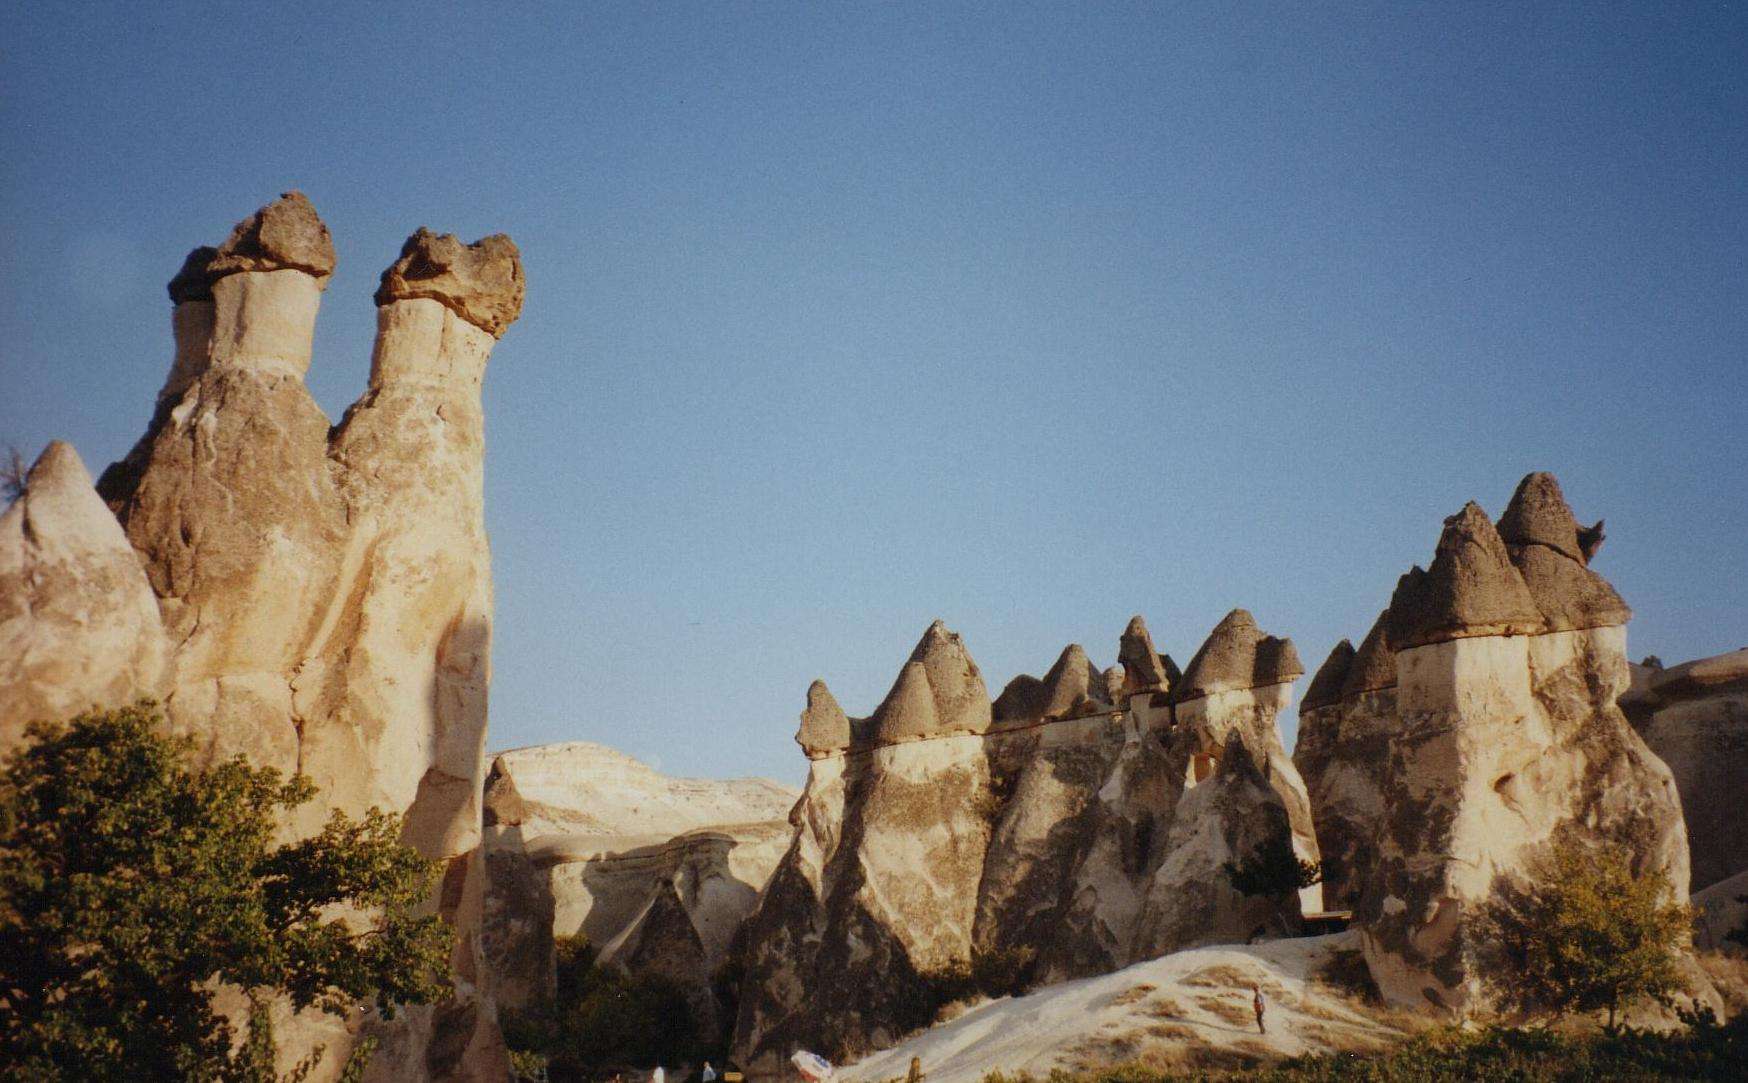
[1252,985,1266,1035]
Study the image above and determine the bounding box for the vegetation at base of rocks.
[1222,832,1322,899]
[974,1011,1748,1081]
[0,703,452,1082]
[1475,840,1693,1030]
[501,935,706,1080]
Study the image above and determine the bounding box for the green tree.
[0,703,453,1080]
[1223,830,1322,898]
[1478,840,1693,1030]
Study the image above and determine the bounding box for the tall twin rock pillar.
[5,192,525,1082]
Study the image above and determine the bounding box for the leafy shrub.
[0,703,451,1081]
[1476,840,1692,1030]
[1223,832,1321,899]
[502,934,705,1080]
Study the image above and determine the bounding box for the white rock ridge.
[479,741,797,1023]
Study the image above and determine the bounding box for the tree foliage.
[0,703,453,1080]
[502,935,704,1080]
[1223,830,1322,898]
[1477,840,1693,1030]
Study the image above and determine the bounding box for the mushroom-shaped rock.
[1387,502,1544,650]
[207,191,337,283]
[1496,475,1630,633]
[1301,639,1356,713]
[376,227,525,338]
[1119,615,1171,693]
[1178,609,1305,701]
[796,680,851,757]
[1341,610,1397,699]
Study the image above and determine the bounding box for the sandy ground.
[838,932,1417,1083]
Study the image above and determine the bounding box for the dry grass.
[1193,993,1257,1029]
[1181,963,1262,989]
[1109,982,1157,1007]
[1147,996,1186,1019]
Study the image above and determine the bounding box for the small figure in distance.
[1252,984,1266,1035]
[906,1055,923,1083]
[702,1062,717,1083]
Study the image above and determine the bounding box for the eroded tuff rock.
[13,193,525,1082]
[734,622,998,1070]
[0,442,169,740]
[1387,503,1545,650]
[1357,476,1691,1015]
[1294,612,1397,909]
[376,228,526,338]
[1622,649,1748,891]
[1119,615,1171,695]
[734,612,1314,1069]
[480,743,796,1027]
[1132,610,1319,954]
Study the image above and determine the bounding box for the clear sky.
[2,4,1744,784]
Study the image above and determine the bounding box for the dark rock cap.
[1497,473,1587,564]
[208,191,337,283]
[166,246,220,304]
[1301,640,1355,713]
[796,680,852,757]
[1496,475,1630,633]
[870,661,940,743]
[1388,502,1544,650]
[992,673,1049,727]
[1177,609,1305,701]
[375,227,525,338]
[1041,643,1109,718]
[1341,610,1398,699]
[1119,615,1171,692]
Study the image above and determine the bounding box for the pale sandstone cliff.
[5,192,525,1082]
[479,741,796,1025]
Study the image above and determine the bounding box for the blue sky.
[2,3,1743,783]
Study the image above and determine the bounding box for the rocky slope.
[2,192,525,1081]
